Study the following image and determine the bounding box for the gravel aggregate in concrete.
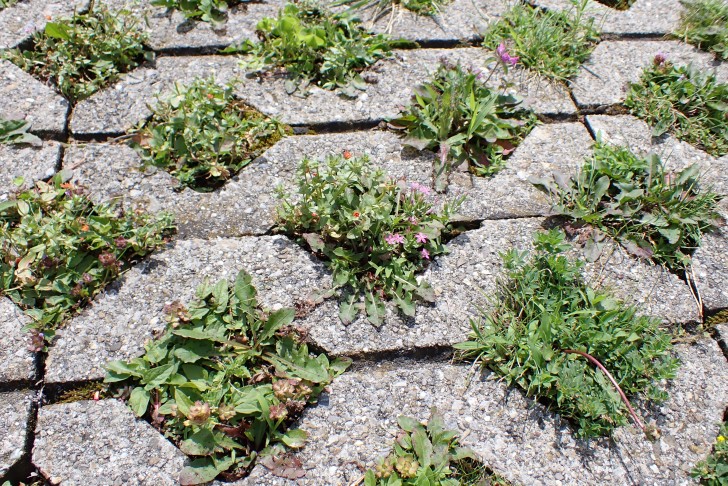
[449,122,594,220]
[0,60,69,136]
[44,236,331,383]
[32,399,186,486]
[0,0,88,49]
[70,55,243,136]
[572,40,728,107]
[0,141,61,200]
[693,203,728,313]
[0,390,35,476]
[0,298,35,382]
[237,337,727,485]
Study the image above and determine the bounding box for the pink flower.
[421,248,430,260]
[410,182,431,196]
[415,232,427,243]
[385,233,405,245]
[409,216,418,224]
[496,43,519,67]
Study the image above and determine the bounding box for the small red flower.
[353,211,360,218]
[343,150,352,159]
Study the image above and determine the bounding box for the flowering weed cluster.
[676,0,728,60]
[131,78,290,191]
[275,154,462,325]
[390,59,537,191]
[691,421,728,484]
[0,174,174,346]
[105,271,350,484]
[625,58,728,157]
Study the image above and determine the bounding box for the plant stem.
[562,349,645,431]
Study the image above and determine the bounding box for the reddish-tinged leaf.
[260,454,306,479]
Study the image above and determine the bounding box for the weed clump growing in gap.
[226,1,412,97]
[152,0,245,24]
[691,421,728,484]
[105,270,350,484]
[532,142,723,272]
[0,174,174,346]
[390,58,538,191]
[625,57,728,157]
[455,229,679,438]
[130,78,290,191]
[481,2,599,82]
[675,0,728,60]
[3,3,150,102]
[275,153,462,326]
[333,0,452,18]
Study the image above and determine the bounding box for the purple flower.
[415,232,428,243]
[653,52,667,66]
[385,233,406,245]
[421,248,430,260]
[496,43,519,67]
[410,182,432,196]
[409,216,418,224]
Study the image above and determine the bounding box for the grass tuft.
[676,0,728,60]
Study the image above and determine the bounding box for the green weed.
[692,421,728,485]
[0,174,174,346]
[390,60,537,191]
[0,0,19,10]
[676,0,728,60]
[3,3,149,102]
[131,78,290,191]
[226,1,411,97]
[593,0,636,10]
[0,119,42,146]
[275,154,462,326]
[455,229,679,437]
[481,2,599,82]
[532,142,723,272]
[333,0,451,17]
[152,0,244,24]
[105,270,350,484]
[625,59,728,157]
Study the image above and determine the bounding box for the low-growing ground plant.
[625,57,728,157]
[0,174,174,346]
[532,141,723,272]
[481,1,599,82]
[365,408,510,485]
[455,229,679,438]
[333,0,451,18]
[226,1,411,97]
[675,0,728,60]
[275,153,462,326]
[593,0,636,10]
[0,119,41,146]
[152,0,243,24]
[390,58,538,191]
[130,78,290,191]
[3,3,149,101]
[0,0,19,10]
[692,421,728,484]
[105,270,350,484]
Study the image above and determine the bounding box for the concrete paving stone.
[534,0,683,36]
[586,114,728,195]
[234,337,728,485]
[572,40,728,107]
[70,55,243,136]
[693,200,728,313]
[44,236,332,383]
[234,47,575,126]
[358,0,508,42]
[299,217,698,357]
[0,0,89,49]
[104,0,287,52]
[0,60,69,136]
[449,122,595,221]
[32,399,186,486]
[0,390,35,476]
[0,298,35,383]
[0,141,61,200]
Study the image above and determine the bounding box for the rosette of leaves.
[390,62,537,191]
[226,1,411,97]
[531,142,723,272]
[2,2,149,101]
[481,2,599,82]
[455,229,679,437]
[691,421,728,484]
[676,0,728,60]
[0,173,174,345]
[0,119,41,146]
[275,154,463,326]
[151,0,243,24]
[131,78,290,191]
[625,60,728,157]
[105,270,350,484]
[365,408,509,485]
